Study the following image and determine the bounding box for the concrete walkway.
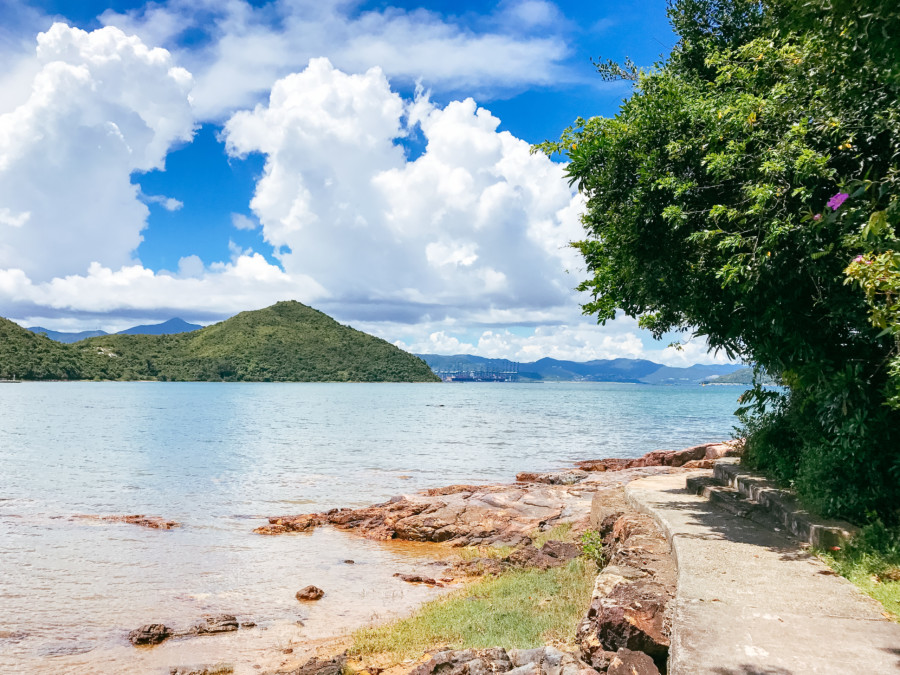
[625,472,900,674]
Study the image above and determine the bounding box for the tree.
[539,0,900,522]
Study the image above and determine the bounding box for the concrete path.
[625,472,900,675]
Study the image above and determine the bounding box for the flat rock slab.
[258,465,680,546]
[626,472,900,674]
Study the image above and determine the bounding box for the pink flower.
[827,192,849,210]
[813,213,822,221]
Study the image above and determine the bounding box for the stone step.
[710,458,858,548]
[684,475,788,535]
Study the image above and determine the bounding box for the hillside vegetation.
[0,301,439,383]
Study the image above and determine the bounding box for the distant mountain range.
[16,312,750,385]
[417,354,745,385]
[2,301,437,382]
[29,317,202,343]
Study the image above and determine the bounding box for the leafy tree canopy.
[538,0,900,521]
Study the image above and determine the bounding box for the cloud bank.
[0,22,193,281]
[0,18,726,366]
[101,0,574,120]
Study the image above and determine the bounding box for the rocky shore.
[244,441,741,675]
[254,442,739,546]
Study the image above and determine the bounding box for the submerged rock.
[187,614,239,635]
[296,585,325,601]
[393,573,442,586]
[254,514,321,535]
[75,514,179,529]
[128,623,172,646]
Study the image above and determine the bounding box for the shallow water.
[0,382,741,673]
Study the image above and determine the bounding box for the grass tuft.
[530,522,574,548]
[350,558,594,661]
[816,520,900,621]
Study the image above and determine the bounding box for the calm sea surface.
[0,382,741,673]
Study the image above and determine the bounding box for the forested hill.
[0,301,439,382]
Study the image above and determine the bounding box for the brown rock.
[576,441,743,474]
[393,573,442,586]
[169,665,234,675]
[254,514,320,535]
[577,511,675,673]
[540,540,581,561]
[285,654,346,675]
[75,514,179,529]
[505,546,559,570]
[508,647,597,675]
[606,648,661,675]
[515,471,588,485]
[575,458,631,472]
[447,557,505,577]
[296,585,325,601]
[188,614,239,635]
[682,459,716,469]
[409,648,512,675]
[128,623,172,646]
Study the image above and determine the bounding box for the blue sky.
[0,0,727,365]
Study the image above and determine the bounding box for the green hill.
[0,317,86,380]
[0,301,439,383]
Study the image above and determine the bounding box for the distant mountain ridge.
[115,318,202,335]
[28,327,108,343]
[29,317,202,342]
[3,301,437,382]
[417,353,743,385]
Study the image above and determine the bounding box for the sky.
[0,0,731,366]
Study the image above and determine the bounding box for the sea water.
[0,382,741,673]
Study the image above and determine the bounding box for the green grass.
[815,521,900,621]
[350,558,595,660]
[455,544,514,561]
[817,550,900,621]
[530,522,574,548]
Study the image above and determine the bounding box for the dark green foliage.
[540,0,900,522]
[0,301,439,383]
[0,318,84,380]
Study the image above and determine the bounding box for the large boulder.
[606,648,661,675]
[128,623,172,646]
[577,512,675,672]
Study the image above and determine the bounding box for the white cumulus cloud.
[0,22,194,281]
[223,58,583,325]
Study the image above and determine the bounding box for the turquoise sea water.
[0,382,741,673]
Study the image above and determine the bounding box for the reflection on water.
[0,382,740,673]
